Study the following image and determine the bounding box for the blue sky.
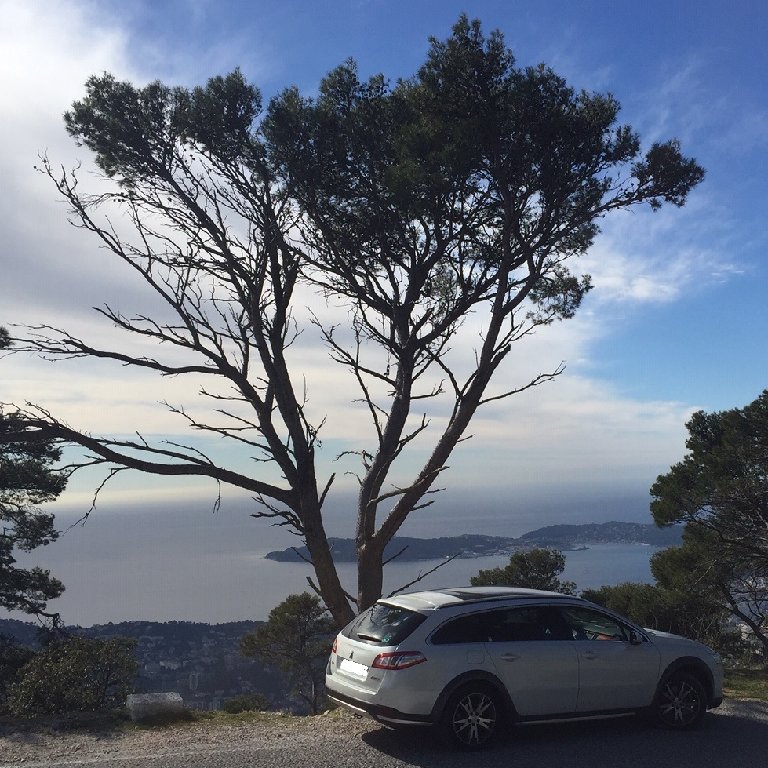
[1,0,766,521]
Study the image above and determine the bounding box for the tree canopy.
[581,578,733,651]
[651,390,768,653]
[1,328,67,617]
[7,16,704,626]
[471,547,576,594]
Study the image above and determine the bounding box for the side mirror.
[629,630,643,645]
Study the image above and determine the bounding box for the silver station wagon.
[326,587,723,749]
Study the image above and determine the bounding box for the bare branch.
[385,552,462,598]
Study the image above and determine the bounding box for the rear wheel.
[440,684,503,750]
[653,672,707,729]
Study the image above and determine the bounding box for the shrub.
[0,634,36,713]
[8,635,137,716]
[222,693,269,714]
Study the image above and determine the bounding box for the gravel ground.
[1,700,767,768]
[0,711,341,766]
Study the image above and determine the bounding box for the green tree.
[582,582,678,629]
[7,17,703,626]
[580,579,737,652]
[240,593,335,714]
[8,635,137,716]
[471,547,577,594]
[650,529,765,654]
[651,391,768,653]
[1,327,67,617]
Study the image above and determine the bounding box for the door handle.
[500,653,520,661]
[582,651,598,660]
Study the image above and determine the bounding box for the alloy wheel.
[655,674,706,729]
[449,689,499,748]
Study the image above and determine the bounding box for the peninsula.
[265,521,682,563]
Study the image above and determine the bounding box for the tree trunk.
[356,539,386,613]
[300,495,354,627]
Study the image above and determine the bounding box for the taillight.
[371,651,426,670]
[332,637,338,654]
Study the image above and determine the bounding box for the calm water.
[11,501,660,626]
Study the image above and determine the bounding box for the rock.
[126,692,185,722]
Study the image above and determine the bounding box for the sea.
[10,492,662,627]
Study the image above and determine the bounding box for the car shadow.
[359,701,768,768]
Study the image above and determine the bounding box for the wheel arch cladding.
[659,657,714,701]
[431,670,515,723]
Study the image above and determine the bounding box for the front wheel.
[440,684,503,750]
[653,672,707,729]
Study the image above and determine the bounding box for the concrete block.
[126,692,185,722]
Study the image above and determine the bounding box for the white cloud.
[0,1,141,327]
[580,196,743,307]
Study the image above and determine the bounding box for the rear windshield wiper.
[355,632,381,642]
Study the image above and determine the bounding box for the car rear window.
[343,603,426,646]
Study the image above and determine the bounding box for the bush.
[0,634,36,713]
[222,693,269,714]
[8,635,137,717]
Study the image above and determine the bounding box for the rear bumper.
[328,689,432,726]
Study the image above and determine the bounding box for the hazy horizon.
[7,486,661,626]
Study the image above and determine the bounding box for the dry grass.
[724,667,768,700]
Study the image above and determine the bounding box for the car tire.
[440,683,503,750]
[653,671,707,729]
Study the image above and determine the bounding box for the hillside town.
[0,619,290,712]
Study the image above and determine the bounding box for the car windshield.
[343,603,426,646]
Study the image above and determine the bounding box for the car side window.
[486,606,572,642]
[558,606,630,641]
[431,606,573,644]
[431,611,494,644]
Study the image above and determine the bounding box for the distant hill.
[519,522,682,548]
[265,533,518,563]
[265,522,682,563]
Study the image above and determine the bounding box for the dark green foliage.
[65,75,189,184]
[652,529,766,654]
[222,693,269,714]
[1,326,67,616]
[0,634,35,713]
[651,391,768,653]
[8,635,137,717]
[240,593,335,714]
[651,390,768,555]
[65,69,264,185]
[471,547,577,594]
[582,582,677,628]
[587,391,768,656]
[580,580,733,650]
